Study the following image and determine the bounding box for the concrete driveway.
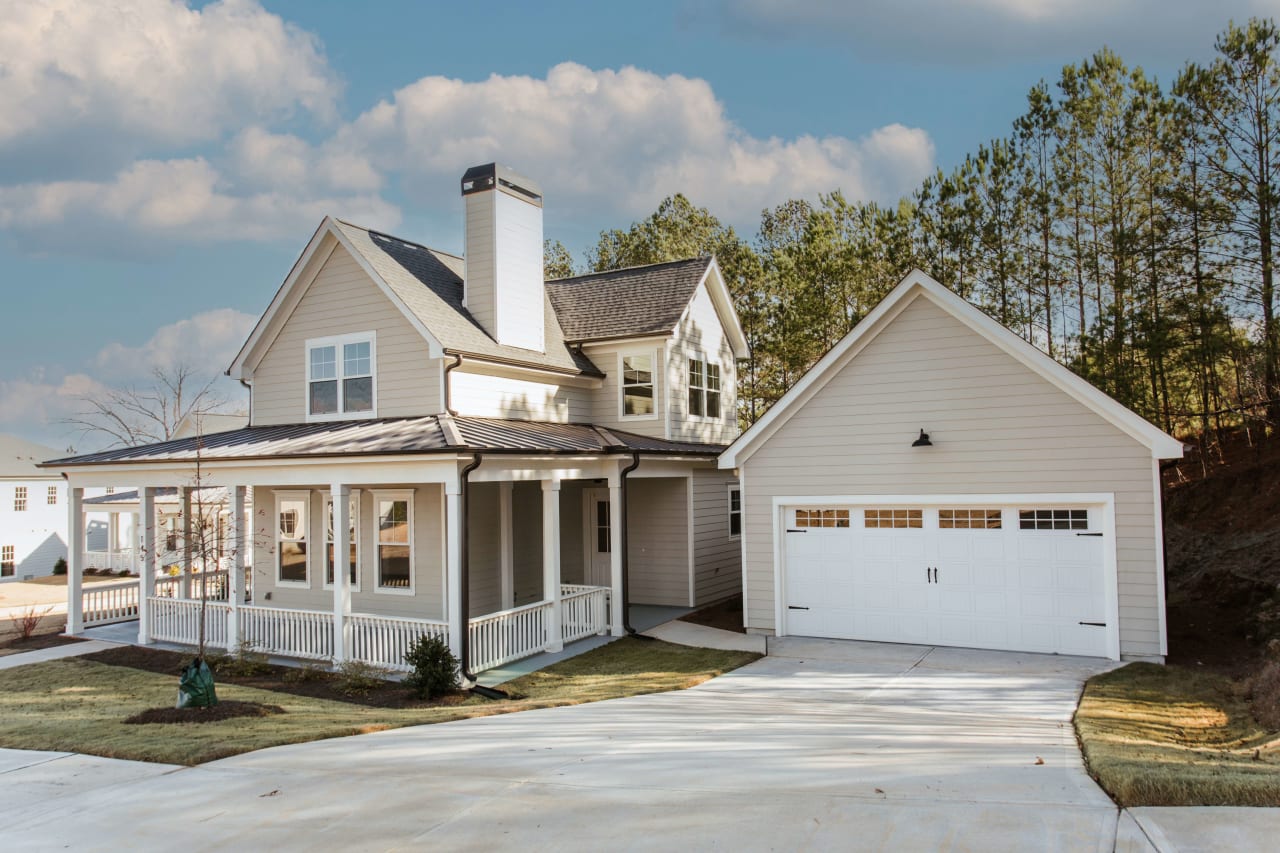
[0,637,1271,850]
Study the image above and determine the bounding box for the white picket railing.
[83,579,140,627]
[348,613,450,672]
[148,597,231,649]
[240,605,333,661]
[153,570,229,601]
[83,550,135,573]
[468,600,553,672]
[559,585,610,644]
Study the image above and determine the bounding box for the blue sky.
[2,0,1274,450]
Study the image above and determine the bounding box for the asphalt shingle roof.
[42,416,724,467]
[334,221,600,375]
[545,257,711,343]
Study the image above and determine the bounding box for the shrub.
[334,660,391,696]
[10,606,53,641]
[403,634,460,699]
[52,558,67,576]
[83,567,99,576]
[283,663,331,684]
[211,642,272,677]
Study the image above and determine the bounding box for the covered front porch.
[59,426,710,679]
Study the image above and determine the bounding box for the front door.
[583,488,612,587]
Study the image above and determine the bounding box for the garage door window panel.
[1019,509,1088,530]
[864,509,922,529]
[939,509,1002,529]
[795,509,849,528]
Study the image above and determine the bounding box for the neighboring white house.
[0,434,67,582]
[720,270,1185,662]
[48,163,749,678]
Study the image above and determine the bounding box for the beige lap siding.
[627,477,691,607]
[692,468,742,606]
[250,244,441,425]
[740,294,1162,658]
[467,484,502,617]
[512,481,544,606]
[252,486,445,620]
[557,481,586,584]
[582,340,668,440]
[669,282,738,446]
[449,369,591,422]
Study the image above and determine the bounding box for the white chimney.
[461,163,545,353]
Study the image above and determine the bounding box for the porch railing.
[469,600,553,672]
[83,549,136,573]
[241,605,333,661]
[149,597,230,649]
[349,613,450,672]
[559,584,611,644]
[83,579,140,627]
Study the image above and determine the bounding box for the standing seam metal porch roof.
[41,416,725,467]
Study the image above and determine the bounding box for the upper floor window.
[620,351,656,418]
[688,359,721,418]
[47,486,58,505]
[307,332,376,420]
[13,487,26,512]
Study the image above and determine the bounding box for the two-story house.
[49,164,749,678]
[1,434,68,582]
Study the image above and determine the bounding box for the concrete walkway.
[0,637,1276,850]
[0,639,117,670]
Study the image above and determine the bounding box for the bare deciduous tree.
[64,363,226,448]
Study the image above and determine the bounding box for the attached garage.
[722,270,1185,661]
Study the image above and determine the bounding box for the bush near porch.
[0,639,759,766]
[1074,662,1280,806]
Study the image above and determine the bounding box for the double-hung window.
[47,486,58,505]
[620,350,656,417]
[688,358,721,418]
[13,487,26,512]
[307,332,376,420]
[375,492,413,592]
[276,493,309,586]
[325,492,359,589]
[728,487,741,538]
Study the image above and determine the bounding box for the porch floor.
[75,603,694,686]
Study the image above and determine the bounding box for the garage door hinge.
[788,605,810,611]
[786,528,807,533]
[1078,621,1106,627]
[1076,532,1103,537]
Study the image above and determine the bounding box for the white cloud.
[0,370,106,446]
[0,157,400,249]
[0,0,338,179]
[714,0,1280,64]
[92,308,258,382]
[336,62,935,221]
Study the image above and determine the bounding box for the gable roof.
[0,434,62,478]
[230,218,599,381]
[720,269,1185,468]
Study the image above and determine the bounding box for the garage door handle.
[788,605,810,611]
[786,528,807,534]
[1076,532,1103,537]
[1078,621,1106,627]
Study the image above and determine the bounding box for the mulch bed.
[679,595,747,634]
[125,701,285,725]
[82,645,469,709]
[0,633,83,658]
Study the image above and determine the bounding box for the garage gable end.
[720,270,1184,468]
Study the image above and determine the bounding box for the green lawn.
[0,638,759,766]
[1075,662,1280,806]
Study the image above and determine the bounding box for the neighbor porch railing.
[154,570,229,601]
[82,579,140,627]
[83,549,135,573]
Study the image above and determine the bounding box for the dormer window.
[688,358,721,419]
[306,332,376,421]
[619,349,658,419]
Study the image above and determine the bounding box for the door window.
[596,500,611,552]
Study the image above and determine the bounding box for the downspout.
[619,451,645,636]
[458,452,508,700]
[443,354,463,416]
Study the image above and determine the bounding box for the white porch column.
[330,483,352,664]
[541,479,564,652]
[66,487,85,635]
[130,512,141,575]
[499,482,514,610]
[138,487,157,645]
[227,486,245,652]
[445,481,464,660]
[607,473,625,637]
[107,513,118,571]
[180,487,192,599]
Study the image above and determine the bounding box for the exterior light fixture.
[911,429,932,448]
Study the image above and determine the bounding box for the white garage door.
[783,503,1110,657]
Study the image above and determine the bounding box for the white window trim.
[274,491,311,588]
[373,489,415,595]
[617,347,660,421]
[727,485,741,540]
[685,353,722,422]
[323,490,361,592]
[304,331,378,423]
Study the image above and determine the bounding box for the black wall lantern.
[911,429,932,448]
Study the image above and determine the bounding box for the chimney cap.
[461,163,543,205]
